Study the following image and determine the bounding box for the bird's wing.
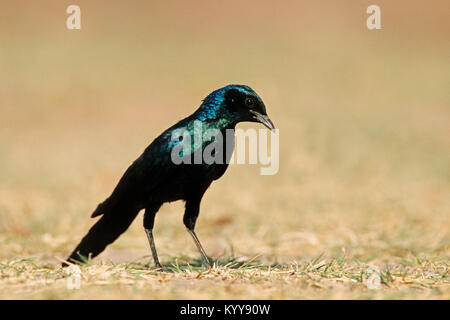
[91,130,183,217]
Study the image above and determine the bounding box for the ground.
[0,1,449,299]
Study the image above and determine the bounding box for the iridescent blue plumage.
[66,84,273,268]
[194,84,253,121]
[159,85,257,155]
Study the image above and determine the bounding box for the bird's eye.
[245,97,255,107]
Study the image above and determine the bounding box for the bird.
[64,84,275,268]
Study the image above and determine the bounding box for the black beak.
[250,110,276,131]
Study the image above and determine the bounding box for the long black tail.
[64,206,140,266]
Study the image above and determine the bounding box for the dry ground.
[0,1,449,299]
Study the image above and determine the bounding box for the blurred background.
[0,0,448,298]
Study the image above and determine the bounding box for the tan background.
[0,1,449,299]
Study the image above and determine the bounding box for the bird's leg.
[144,205,162,269]
[145,228,161,269]
[183,197,212,268]
[187,228,211,267]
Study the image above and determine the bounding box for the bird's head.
[197,84,275,131]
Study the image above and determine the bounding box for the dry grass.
[0,1,449,299]
[0,255,448,299]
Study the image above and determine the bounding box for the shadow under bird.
[64,84,275,268]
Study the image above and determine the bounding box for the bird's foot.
[202,256,213,269]
[154,262,163,270]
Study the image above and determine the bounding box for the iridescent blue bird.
[65,84,275,268]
